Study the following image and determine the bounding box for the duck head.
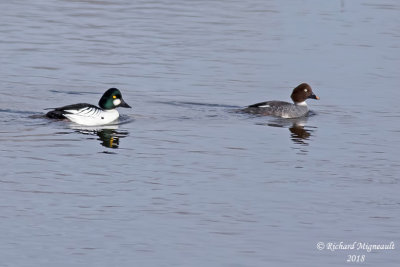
[99,88,131,110]
[290,83,319,105]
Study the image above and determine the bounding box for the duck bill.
[119,99,132,108]
[308,93,320,100]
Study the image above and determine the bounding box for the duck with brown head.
[242,83,319,118]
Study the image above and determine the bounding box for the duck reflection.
[70,124,129,149]
[97,128,128,148]
[257,116,316,146]
[289,123,311,144]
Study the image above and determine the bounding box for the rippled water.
[1,0,399,266]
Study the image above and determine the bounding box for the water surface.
[1,0,399,266]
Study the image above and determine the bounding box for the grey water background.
[1,0,399,266]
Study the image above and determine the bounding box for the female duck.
[46,88,131,126]
[242,83,319,118]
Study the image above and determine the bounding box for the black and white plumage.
[46,88,131,126]
[46,104,100,119]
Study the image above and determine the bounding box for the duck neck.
[294,101,307,106]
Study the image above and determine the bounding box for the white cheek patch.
[113,99,121,106]
[304,89,308,92]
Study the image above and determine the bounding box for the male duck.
[46,88,131,126]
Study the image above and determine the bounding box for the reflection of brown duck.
[289,124,311,145]
[258,116,315,146]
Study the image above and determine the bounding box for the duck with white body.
[46,88,131,126]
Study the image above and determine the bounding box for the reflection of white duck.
[71,125,129,149]
[70,124,120,132]
[243,83,319,118]
[46,88,131,126]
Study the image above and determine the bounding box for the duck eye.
[113,95,117,99]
